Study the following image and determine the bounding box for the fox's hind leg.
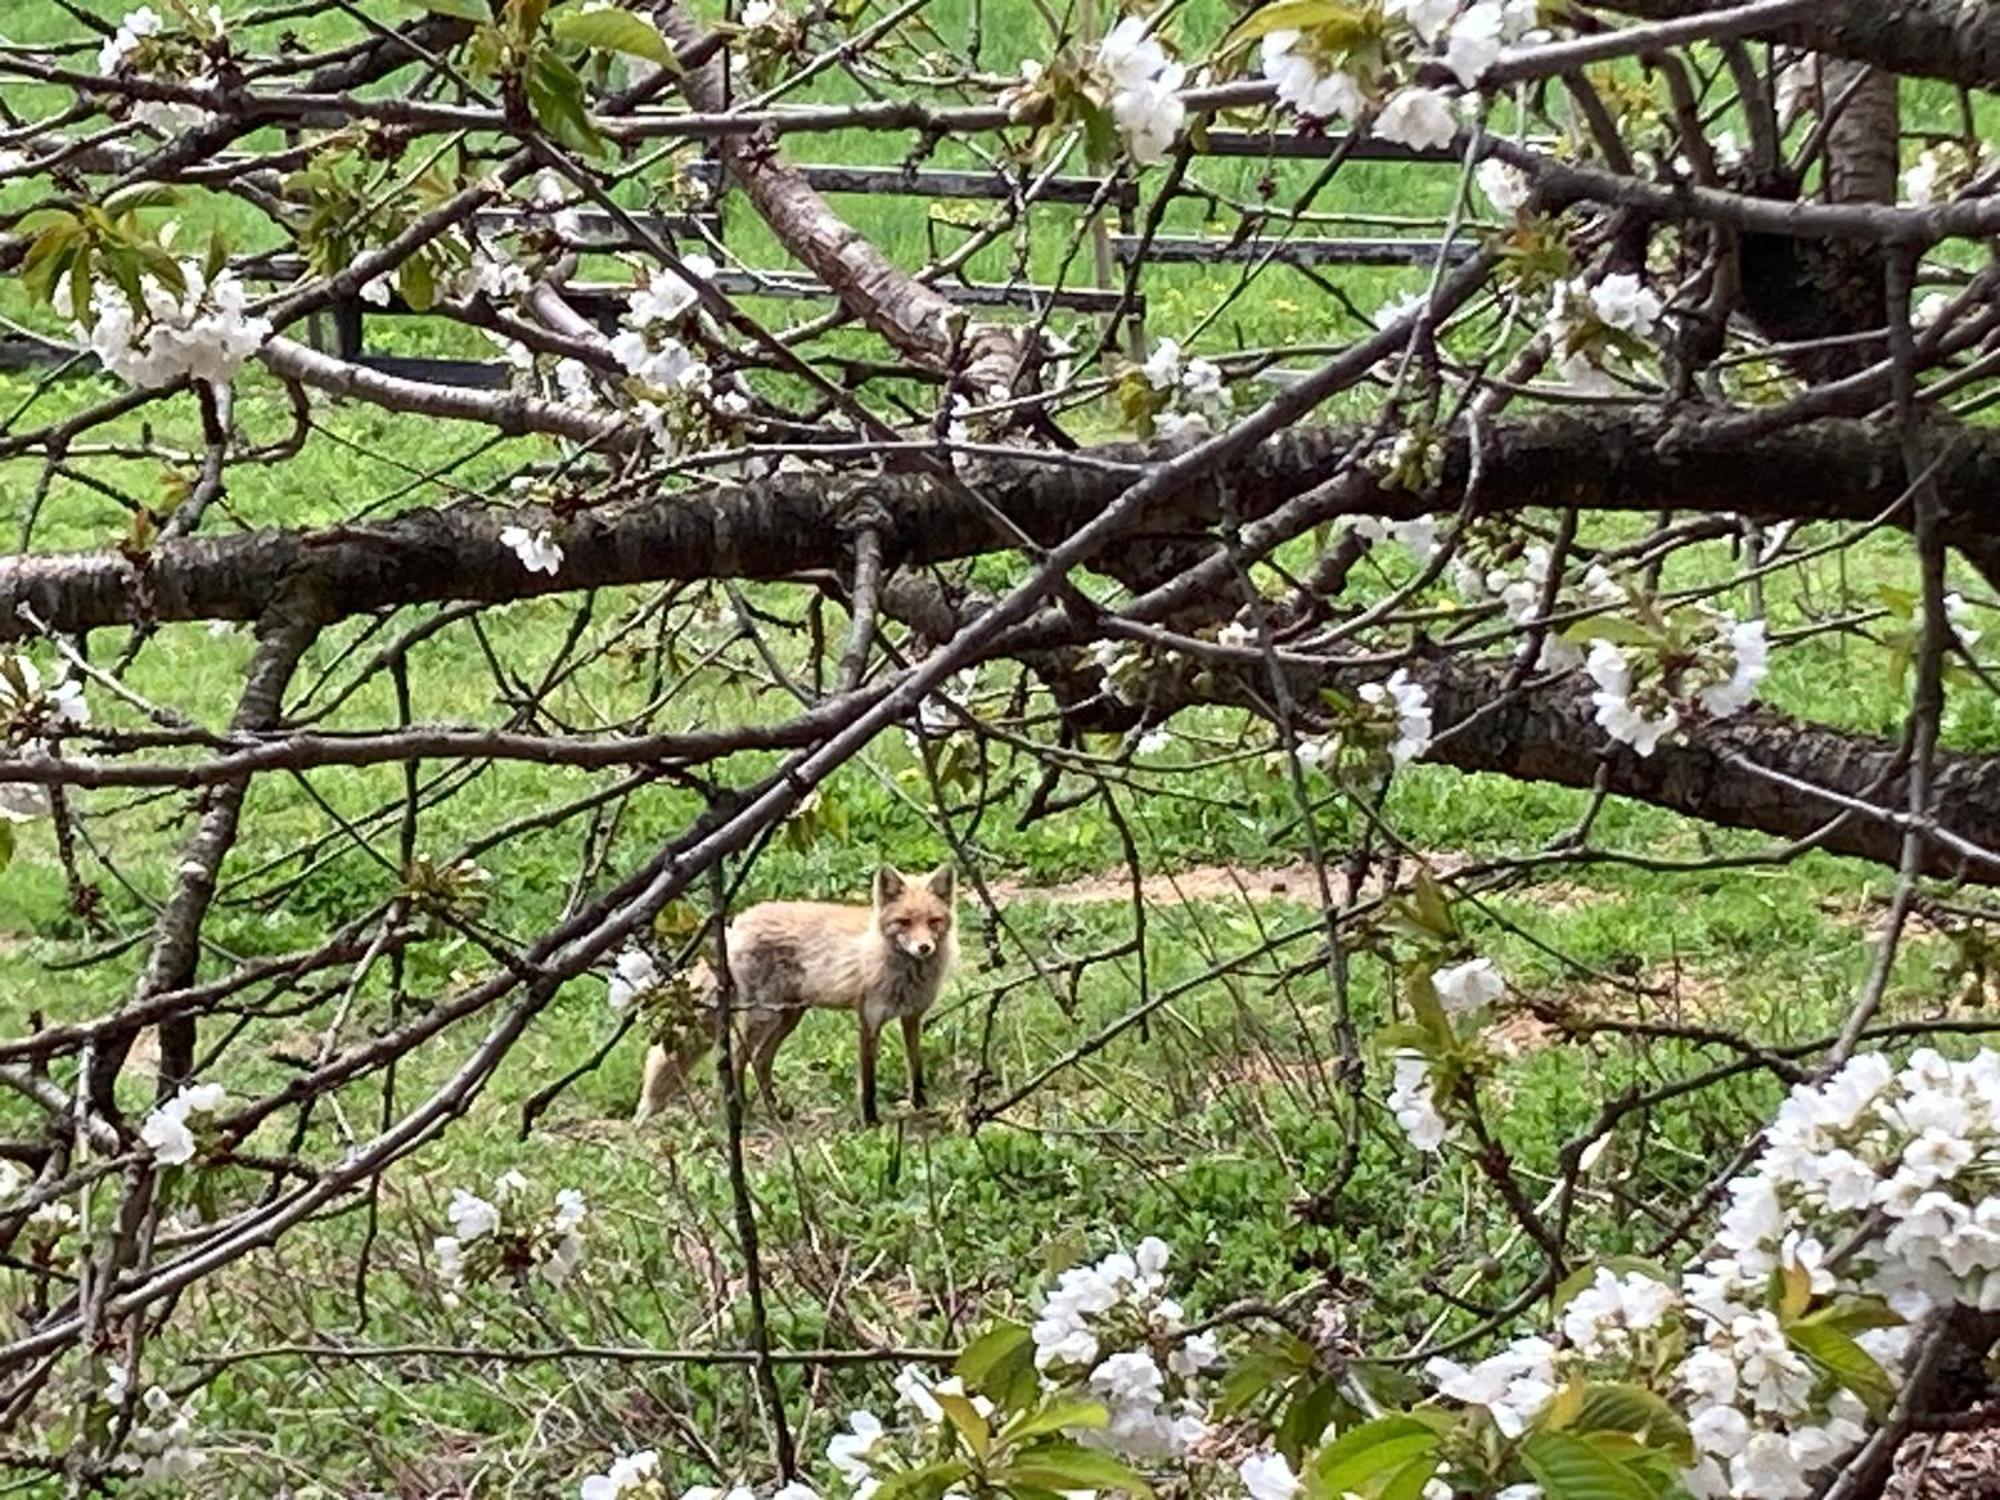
[742,1004,805,1118]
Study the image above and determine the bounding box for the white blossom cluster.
[1586,613,1768,757]
[1433,956,1505,1014]
[98,6,220,134]
[580,1449,821,1500]
[127,1382,206,1482]
[1413,1048,2000,1498]
[432,1169,589,1291]
[1139,338,1227,437]
[1387,1052,1453,1152]
[820,1366,997,1500]
[1029,1237,1221,1457]
[1260,0,1545,147]
[581,1449,665,1499]
[1903,141,1988,208]
[1295,668,1433,775]
[1453,543,1622,671]
[1384,957,1508,1153]
[1087,638,1181,707]
[1096,18,1186,166]
[1359,668,1433,766]
[608,947,665,1013]
[106,1363,206,1482]
[1546,272,1666,395]
[5,1153,76,1243]
[1476,159,1533,219]
[1424,1270,1682,1449]
[451,241,535,306]
[63,261,271,391]
[1350,513,1442,567]
[1668,1049,2000,1497]
[916,667,981,736]
[139,1081,227,1166]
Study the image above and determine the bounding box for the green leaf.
[1560,615,1656,649]
[1518,1432,1657,1500]
[933,1388,992,1463]
[1001,1398,1107,1444]
[0,821,14,872]
[1405,972,1454,1050]
[398,256,434,313]
[20,225,81,307]
[995,1443,1154,1498]
[1796,1295,1905,1339]
[1775,1258,1814,1324]
[527,47,607,156]
[1221,0,1367,50]
[869,1461,973,1500]
[957,1320,1033,1397]
[552,6,678,69]
[133,244,186,296]
[403,0,493,18]
[203,227,230,285]
[1874,583,1918,617]
[66,258,94,329]
[1410,868,1455,938]
[1217,1340,1314,1415]
[1787,1322,1898,1422]
[99,242,144,311]
[1569,1383,1694,1466]
[1377,1456,1442,1500]
[1276,1374,1340,1460]
[1309,1416,1442,1499]
[1081,103,1119,171]
[102,183,181,216]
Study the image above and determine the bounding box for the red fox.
[633,864,958,1126]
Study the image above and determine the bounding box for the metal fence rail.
[0,130,1474,389]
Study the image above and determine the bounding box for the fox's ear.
[926,865,955,901]
[873,865,906,905]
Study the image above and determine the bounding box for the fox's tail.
[631,962,717,1124]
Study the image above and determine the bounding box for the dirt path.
[982,855,1470,909]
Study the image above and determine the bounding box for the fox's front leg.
[857,1014,882,1126]
[900,1012,926,1108]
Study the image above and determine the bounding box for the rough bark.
[1591,0,2000,91]
[88,589,328,1115]
[1737,59,1897,380]
[7,414,2000,642]
[656,3,1026,398]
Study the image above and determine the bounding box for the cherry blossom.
[608,948,663,1012]
[500,525,564,576]
[1237,1451,1299,1500]
[67,262,270,391]
[139,1081,228,1166]
[1358,668,1433,765]
[580,1449,661,1499]
[1388,1052,1453,1151]
[1586,640,1679,756]
[1476,158,1532,217]
[1096,18,1186,165]
[1259,31,1365,124]
[1375,87,1457,151]
[1432,956,1505,1013]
